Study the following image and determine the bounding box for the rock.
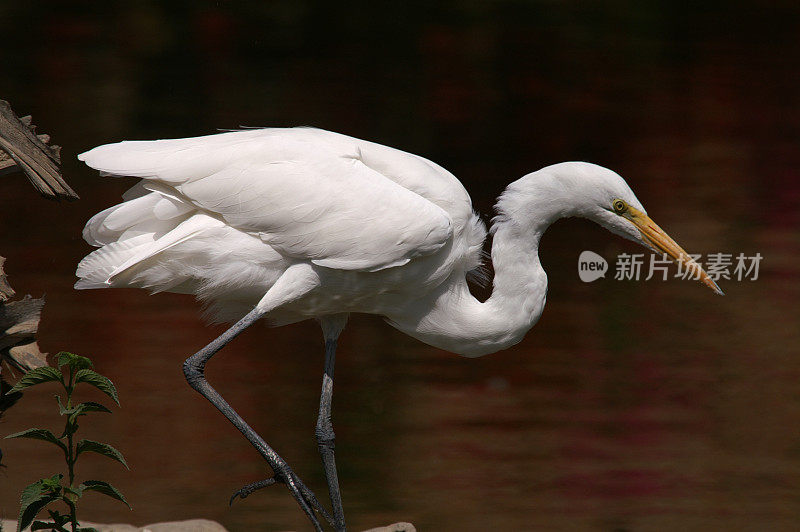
[1,518,415,531]
[0,519,228,532]
[362,523,416,532]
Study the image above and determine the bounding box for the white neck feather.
[388,170,579,357]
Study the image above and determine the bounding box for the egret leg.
[317,338,345,531]
[182,307,333,531]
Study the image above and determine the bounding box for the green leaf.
[57,352,93,371]
[56,394,74,415]
[42,509,74,531]
[18,476,62,531]
[77,401,113,414]
[64,484,84,500]
[40,473,64,492]
[75,439,128,469]
[7,367,63,394]
[74,369,119,405]
[57,397,112,418]
[47,509,70,526]
[59,418,80,439]
[32,521,66,531]
[72,401,113,418]
[80,480,131,509]
[5,428,67,454]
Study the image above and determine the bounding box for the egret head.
[578,162,724,295]
[507,162,724,295]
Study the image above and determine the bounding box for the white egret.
[76,127,722,531]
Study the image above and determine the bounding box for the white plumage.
[77,128,486,333]
[77,127,719,356]
[77,127,721,530]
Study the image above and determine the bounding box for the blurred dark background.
[1,2,799,530]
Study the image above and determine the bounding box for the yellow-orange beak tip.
[621,205,725,296]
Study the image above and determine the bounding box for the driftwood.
[0,256,47,374]
[0,99,78,201]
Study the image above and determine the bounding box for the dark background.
[1,2,799,530]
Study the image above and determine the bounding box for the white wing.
[79,128,455,272]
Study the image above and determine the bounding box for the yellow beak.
[621,206,724,295]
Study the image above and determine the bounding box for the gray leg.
[182,307,333,531]
[316,339,345,531]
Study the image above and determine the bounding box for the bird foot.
[230,465,335,530]
[229,477,277,503]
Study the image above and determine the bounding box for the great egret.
[76,127,722,531]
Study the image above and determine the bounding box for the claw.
[230,477,277,505]
[230,470,335,529]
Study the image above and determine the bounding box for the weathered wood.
[0,297,44,350]
[0,99,78,201]
[0,257,47,373]
[0,132,56,176]
[0,256,14,301]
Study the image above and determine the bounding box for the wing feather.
[79,129,454,272]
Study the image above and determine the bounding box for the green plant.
[4,352,129,531]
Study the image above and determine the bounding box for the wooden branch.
[0,256,47,373]
[0,99,78,201]
[0,256,14,302]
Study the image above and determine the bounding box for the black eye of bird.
[613,199,627,213]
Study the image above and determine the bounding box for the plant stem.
[67,428,75,485]
[66,376,75,487]
[66,499,78,532]
[65,367,78,531]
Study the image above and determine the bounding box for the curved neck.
[473,217,550,354]
[389,197,555,357]
[387,164,622,357]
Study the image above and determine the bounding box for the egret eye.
[612,199,627,214]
